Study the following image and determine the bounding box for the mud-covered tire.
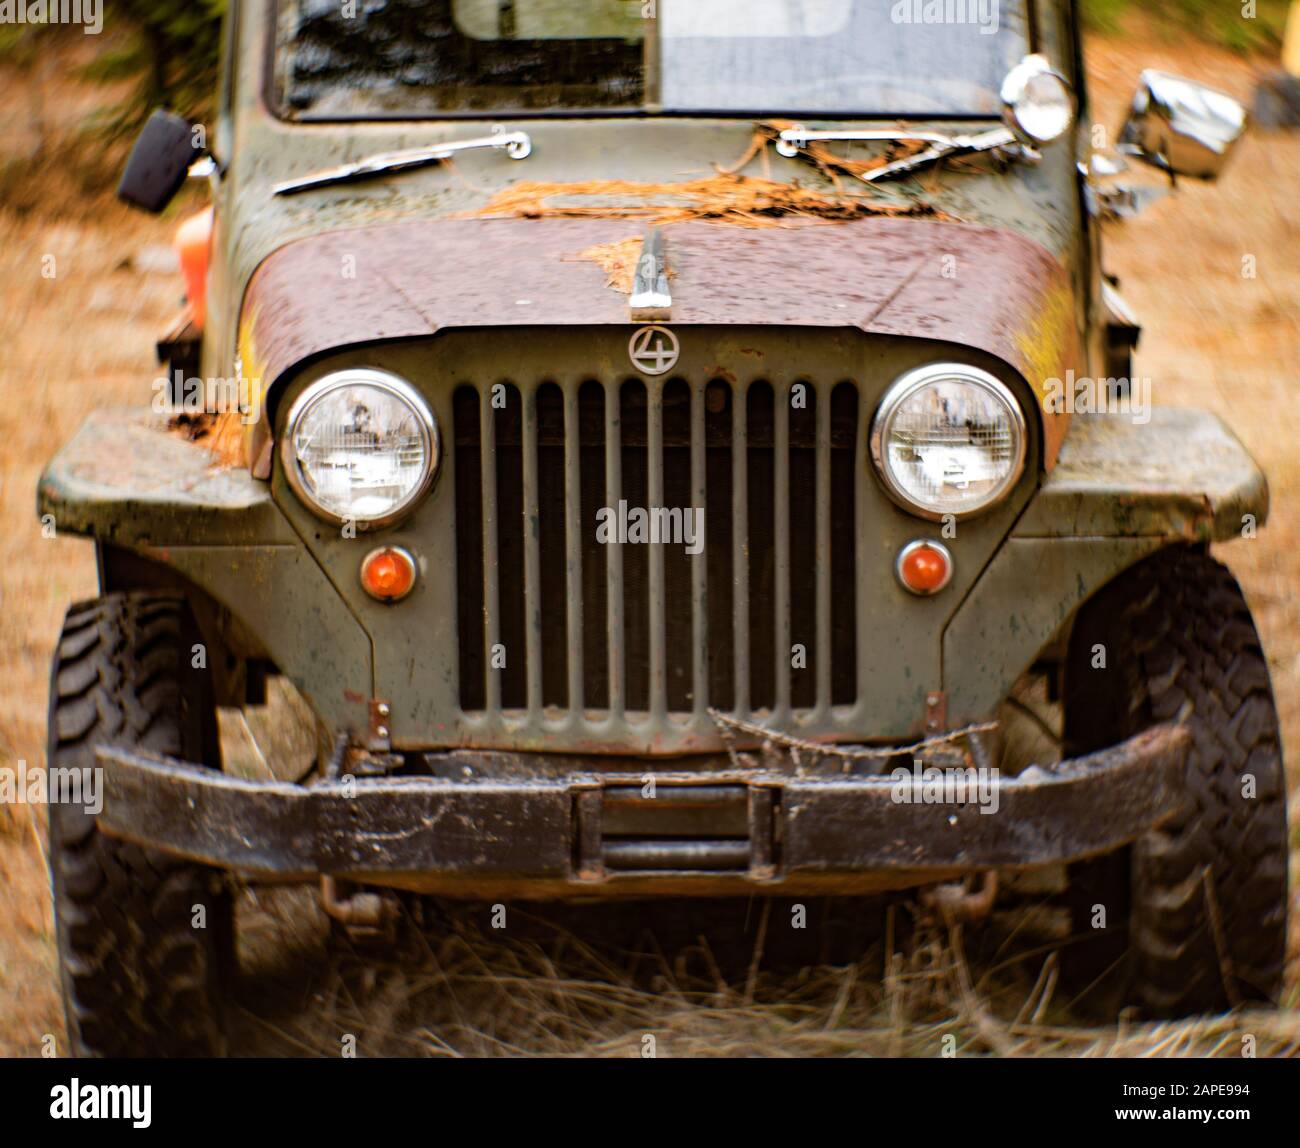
[1064,546,1289,1016]
[48,592,232,1057]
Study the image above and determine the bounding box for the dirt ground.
[0,27,1297,1056]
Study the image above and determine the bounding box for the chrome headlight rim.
[280,367,440,530]
[869,363,1028,523]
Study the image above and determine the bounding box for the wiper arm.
[775,124,1027,185]
[776,127,962,154]
[859,127,1023,183]
[273,128,532,196]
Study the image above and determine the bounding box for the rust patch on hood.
[242,216,1077,468]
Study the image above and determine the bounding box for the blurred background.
[0,0,1297,1056]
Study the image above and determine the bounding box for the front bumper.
[95,723,1188,895]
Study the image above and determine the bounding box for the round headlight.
[281,369,438,528]
[1001,54,1074,146]
[870,364,1027,520]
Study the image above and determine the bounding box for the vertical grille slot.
[703,380,735,711]
[619,379,650,713]
[453,386,484,712]
[520,386,544,713]
[578,381,608,709]
[535,383,569,708]
[646,379,667,720]
[661,379,696,714]
[773,382,792,719]
[562,384,585,714]
[481,385,501,711]
[688,380,709,720]
[830,382,859,705]
[731,379,750,715]
[453,371,861,735]
[789,383,818,711]
[493,384,527,709]
[604,379,625,716]
[746,381,775,712]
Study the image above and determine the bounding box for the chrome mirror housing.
[1118,70,1247,180]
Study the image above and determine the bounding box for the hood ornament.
[629,228,672,320]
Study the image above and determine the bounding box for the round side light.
[897,540,953,596]
[360,546,417,602]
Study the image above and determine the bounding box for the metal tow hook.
[919,871,999,922]
[320,876,399,940]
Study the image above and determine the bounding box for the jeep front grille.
[452,376,860,740]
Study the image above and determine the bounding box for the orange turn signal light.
[174,206,213,330]
[360,546,417,602]
[896,540,953,596]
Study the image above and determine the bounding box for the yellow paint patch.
[1013,280,1076,470]
[237,308,271,473]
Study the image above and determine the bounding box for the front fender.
[37,409,374,740]
[943,407,1268,723]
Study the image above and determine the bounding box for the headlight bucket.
[869,363,1027,521]
[281,368,439,530]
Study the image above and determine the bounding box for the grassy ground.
[1081,0,1291,52]
[0,26,1297,1057]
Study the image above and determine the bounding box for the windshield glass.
[273,0,1029,119]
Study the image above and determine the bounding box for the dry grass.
[0,31,1297,1057]
[167,410,247,469]
[229,887,1300,1058]
[572,236,647,296]
[464,169,948,227]
[1087,31,1300,764]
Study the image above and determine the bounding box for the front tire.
[1064,546,1289,1016]
[48,592,233,1057]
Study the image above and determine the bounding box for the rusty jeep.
[39,0,1288,1056]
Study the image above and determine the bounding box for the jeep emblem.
[628,325,679,376]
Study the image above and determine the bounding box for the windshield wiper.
[775,125,1028,185]
[273,128,532,196]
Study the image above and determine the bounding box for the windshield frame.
[265,0,1040,123]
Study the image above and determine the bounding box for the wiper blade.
[775,124,1026,185]
[273,129,532,196]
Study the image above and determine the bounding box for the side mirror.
[117,109,207,213]
[1118,71,1246,180]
